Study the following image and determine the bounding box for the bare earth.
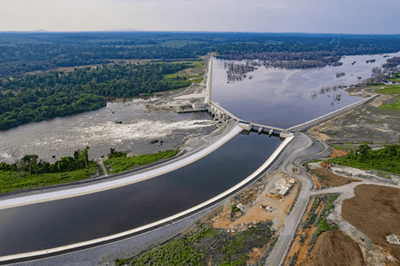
[342,184,400,262]
[309,92,400,143]
[313,168,361,187]
[303,230,365,266]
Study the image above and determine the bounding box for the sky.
[0,0,399,34]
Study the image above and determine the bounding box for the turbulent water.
[0,99,215,164]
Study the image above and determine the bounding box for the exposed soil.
[319,161,331,169]
[312,173,322,190]
[208,181,300,231]
[303,230,365,266]
[308,93,400,143]
[246,246,267,265]
[313,168,361,187]
[284,197,321,266]
[329,149,349,158]
[342,184,400,262]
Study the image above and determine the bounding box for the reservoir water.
[212,52,400,128]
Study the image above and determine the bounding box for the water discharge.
[0,100,215,164]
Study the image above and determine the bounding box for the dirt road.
[264,133,330,266]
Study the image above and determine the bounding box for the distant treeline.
[1,32,400,77]
[0,62,192,130]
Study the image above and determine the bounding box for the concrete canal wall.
[0,134,294,264]
[288,94,378,132]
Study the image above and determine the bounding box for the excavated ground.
[303,230,365,266]
[342,184,400,262]
[309,92,400,143]
[313,168,361,187]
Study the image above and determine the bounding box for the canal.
[0,131,282,256]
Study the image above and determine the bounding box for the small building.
[270,177,296,196]
[192,102,207,111]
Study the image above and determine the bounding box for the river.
[0,99,216,164]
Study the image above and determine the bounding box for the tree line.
[0,147,90,175]
[1,32,400,77]
[0,62,192,130]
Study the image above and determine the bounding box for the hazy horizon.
[1,0,399,34]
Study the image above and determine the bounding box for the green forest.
[0,147,99,193]
[0,62,193,130]
[1,32,400,77]
[329,144,400,175]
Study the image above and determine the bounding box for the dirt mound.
[319,161,330,169]
[304,230,365,266]
[329,149,349,158]
[313,168,360,187]
[342,184,400,262]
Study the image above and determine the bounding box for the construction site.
[201,170,299,241]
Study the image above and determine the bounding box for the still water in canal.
[0,132,282,256]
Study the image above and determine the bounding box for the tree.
[358,144,372,160]
[22,154,39,175]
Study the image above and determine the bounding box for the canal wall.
[0,123,242,211]
[0,134,294,264]
[288,94,379,132]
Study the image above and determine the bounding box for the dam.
[0,54,379,263]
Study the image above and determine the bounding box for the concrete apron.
[0,135,294,264]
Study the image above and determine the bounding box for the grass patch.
[116,222,275,266]
[0,162,98,193]
[231,205,241,213]
[191,78,203,83]
[104,150,179,174]
[374,84,400,113]
[333,145,353,151]
[375,84,400,95]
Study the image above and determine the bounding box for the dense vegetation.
[0,147,184,193]
[0,62,193,130]
[329,144,400,175]
[115,222,276,266]
[1,32,400,77]
[104,149,179,174]
[0,147,100,193]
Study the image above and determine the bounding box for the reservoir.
[212,52,400,128]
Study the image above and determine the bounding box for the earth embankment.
[342,184,400,261]
[304,230,365,266]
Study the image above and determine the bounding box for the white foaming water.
[0,101,215,164]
